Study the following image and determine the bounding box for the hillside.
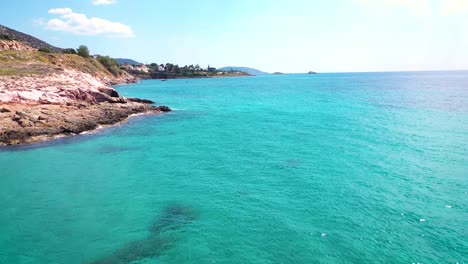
[0,48,169,145]
[0,24,62,53]
[0,50,135,84]
[218,66,269,76]
[114,58,141,65]
[0,28,170,146]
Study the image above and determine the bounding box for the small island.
[308,71,317,74]
[272,72,284,75]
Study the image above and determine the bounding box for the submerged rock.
[89,236,173,264]
[158,105,171,112]
[148,204,197,234]
[89,204,196,264]
[127,97,155,104]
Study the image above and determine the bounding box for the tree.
[77,45,90,58]
[207,65,216,72]
[62,48,77,54]
[149,63,159,73]
[38,48,51,53]
[165,63,174,72]
[0,34,13,40]
[98,56,120,76]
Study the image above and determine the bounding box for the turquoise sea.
[0,72,467,263]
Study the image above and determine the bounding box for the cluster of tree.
[62,48,77,54]
[121,61,251,79]
[62,45,90,58]
[38,48,51,53]
[0,34,14,40]
[35,45,90,57]
[62,45,120,76]
[148,63,217,78]
[150,63,215,73]
[98,56,120,76]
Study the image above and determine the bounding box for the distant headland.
[217,67,269,76]
[118,62,251,79]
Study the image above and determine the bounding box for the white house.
[134,64,150,73]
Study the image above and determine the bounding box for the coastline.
[131,72,252,80]
[0,101,170,146]
[0,44,249,147]
[1,109,162,148]
[0,51,171,146]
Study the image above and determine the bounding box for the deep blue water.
[0,72,467,263]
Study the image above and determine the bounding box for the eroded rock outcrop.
[0,69,170,146]
[0,40,37,51]
[0,102,169,145]
[0,25,167,146]
[0,69,139,105]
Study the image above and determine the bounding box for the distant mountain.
[114,58,141,65]
[218,66,269,76]
[0,24,62,53]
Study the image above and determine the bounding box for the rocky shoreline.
[0,102,169,146]
[0,69,170,146]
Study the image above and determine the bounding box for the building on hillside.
[134,64,150,73]
[120,63,135,71]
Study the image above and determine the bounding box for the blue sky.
[1,0,468,73]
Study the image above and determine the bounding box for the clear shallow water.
[1,72,467,263]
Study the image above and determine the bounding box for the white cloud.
[45,8,134,37]
[92,0,116,5]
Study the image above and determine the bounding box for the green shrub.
[0,34,13,40]
[108,66,120,76]
[62,48,77,54]
[38,48,51,53]
[99,56,120,76]
[77,45,90,58]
